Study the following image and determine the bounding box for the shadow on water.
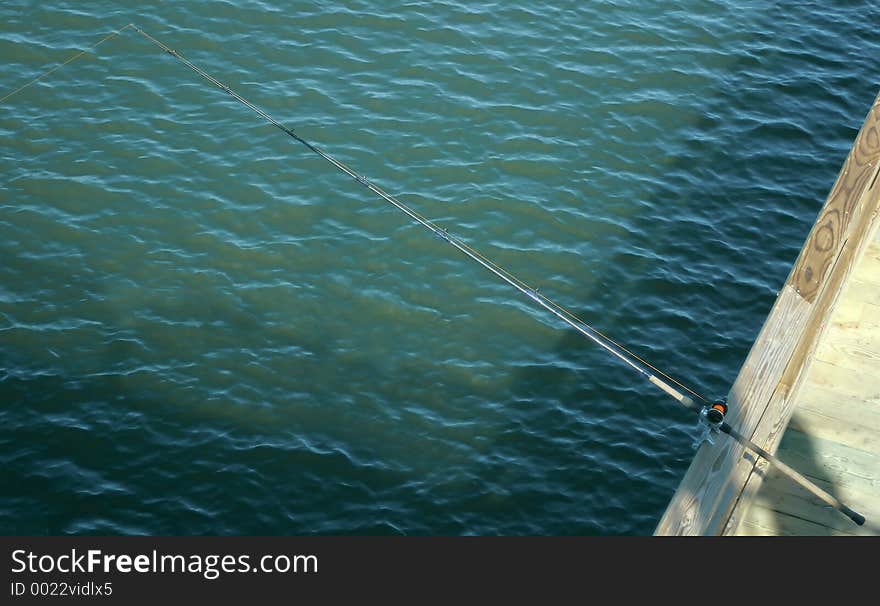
[0,364,420,535]
[0,253,411,535]
[503,102,773,533]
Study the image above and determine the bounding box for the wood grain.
[790,96,880,302]
[730,209,880,534]
[654,287,808,534]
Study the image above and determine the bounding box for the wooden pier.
[655,91,880,536]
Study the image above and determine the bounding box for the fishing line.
[130,25,709,407]
[0,23,707,406]
[0,24,865,526]
[0,23,134,104]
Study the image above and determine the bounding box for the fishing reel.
[692,399,728,449]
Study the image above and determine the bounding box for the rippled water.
[1,1,878,535]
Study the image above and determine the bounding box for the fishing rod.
[129,25,706,408]
[2,24,865,527]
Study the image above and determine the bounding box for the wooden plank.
[804,358,880,398]
[729,452,880,536]
[796,378,880,454]
[735,504,865,536]
[721,217,876,533]
[860,301,880,326]
[763,461,880,525]
[726,110,880,533]
[798,382,880,412]
[813,330,880,369]
[787,407,880,456]
[778,428,879,489]
[838,279,880,307]
[789,94,880,302]
[726,225,880,534]
[850,246,880,285]
[654,286,809,534]
[725,310,880,534]
[778,429,880,489]
[732,427,880,535]
[720,387,799,534]
[723,163,880,535]
[778,188,880,392]
[827,299,867,327]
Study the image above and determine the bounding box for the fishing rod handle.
[648,376,701,413]
[721,423,865,526]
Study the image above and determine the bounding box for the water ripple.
[1,0,878,535]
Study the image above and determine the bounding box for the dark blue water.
[1,1,878,534]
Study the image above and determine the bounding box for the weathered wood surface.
[654,286,809,534]
[723,201,880,534]
[655,91,880,535]
[730,229,880,535]
[734,430,880,536]
[791,97,880,302]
